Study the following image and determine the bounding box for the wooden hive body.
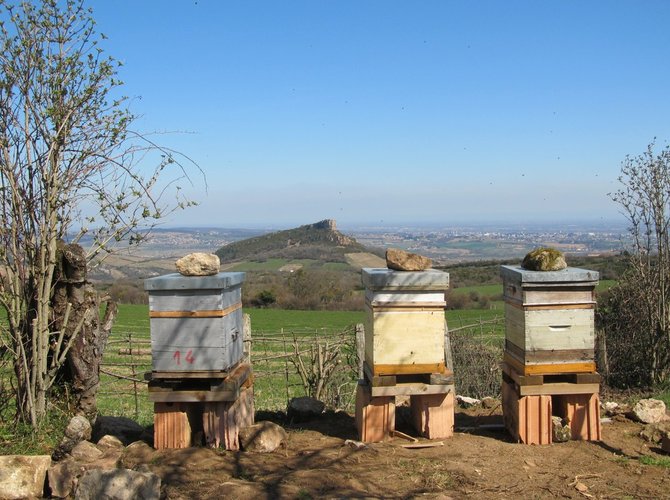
[145,272,246,372]
[362,268,449,376]
[500,265,599,375]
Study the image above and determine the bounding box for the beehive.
[362,268,449,376]
[500,265,599,375]
[144,272,245,372]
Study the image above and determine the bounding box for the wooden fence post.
[596,329,609,383]
[444,319,454,372]
[243,313,251,363]
[356,323,365,379]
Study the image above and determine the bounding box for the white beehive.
[500,265,599,375]
[362,268,449,377]
[144,272,245,373]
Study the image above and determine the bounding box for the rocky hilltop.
[215,219,367,263]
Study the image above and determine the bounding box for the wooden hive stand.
[501,362,601,444]
[149,362,255,450]
[355,362,455,442]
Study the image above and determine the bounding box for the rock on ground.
[92,416,145,445]
[639,422,670,443]
[175,253,220,276]
[75,468,160,500]
[456,395,481,408]
[631,398,668,424]
[238,421,288,453]
[0,455,51,500]
[552,416,571,443]
[385,248,432,271]
[48,437,125,498]
[97,435,125,451]
[70,440,104,462]
[53,415,92,460]
[521,247,567,271]
[287,396,325,422]
[662,435,670,453]
[480,397,498,409]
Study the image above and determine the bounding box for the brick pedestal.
[553,392,601,441]
[355,382,395,443]
[410,391,454,439]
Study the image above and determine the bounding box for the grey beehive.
[144,272,246,372]
[500,265,599,375]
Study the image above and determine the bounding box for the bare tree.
[602,141,670,386]
[0,0,199,426]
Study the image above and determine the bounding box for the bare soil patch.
[120,406,670,499]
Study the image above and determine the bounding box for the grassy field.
[96,303,505,424]
[108,304,502,339]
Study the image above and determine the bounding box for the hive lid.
[361,268,449,290]
[144,272,246,291]
[500,265,599,284]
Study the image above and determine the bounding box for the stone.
[639,422,670,443]
[552,416,571,443]
[631,398,668,424]
[175,252,220,276]
[481,397,498,409]
[521,247,567,271]
[70,440,104,462]
[53,415,92,460]
[287,396,325,422]
[92,416,145,445]
[456,395,480,408]
[0,455,51,500]
[238,421,288,453]
[97,434,125,451]
[662,435,670,453]
[602,401,621,416]
[47,457,81,499]
[118,441,157,470]
[75,468,160,500]
[385,248,432,271]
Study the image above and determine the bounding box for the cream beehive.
[362,268,449,377]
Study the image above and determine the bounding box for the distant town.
[119,221,630,264]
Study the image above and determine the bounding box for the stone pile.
[0,412,294,499]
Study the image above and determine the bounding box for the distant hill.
[215,219,370,263]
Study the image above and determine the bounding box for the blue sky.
[86,0,670,228]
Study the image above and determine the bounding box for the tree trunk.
[51,242,117,421]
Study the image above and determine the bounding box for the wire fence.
[98,317,507,422]
[98,324,361,422]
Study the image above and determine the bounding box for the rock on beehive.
[521,247,567,271]
[175,253,220,276]
[386,248,432,271]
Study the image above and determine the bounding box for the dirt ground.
[118,404,670,500]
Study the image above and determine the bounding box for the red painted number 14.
[173,350,195,365]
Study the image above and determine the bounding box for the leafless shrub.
[450,327,503,399]
[288,328,358,408]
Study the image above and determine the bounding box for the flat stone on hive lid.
[362,268,449,290]
[385,248,432,271]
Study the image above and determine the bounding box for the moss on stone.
[521,247,567,271]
